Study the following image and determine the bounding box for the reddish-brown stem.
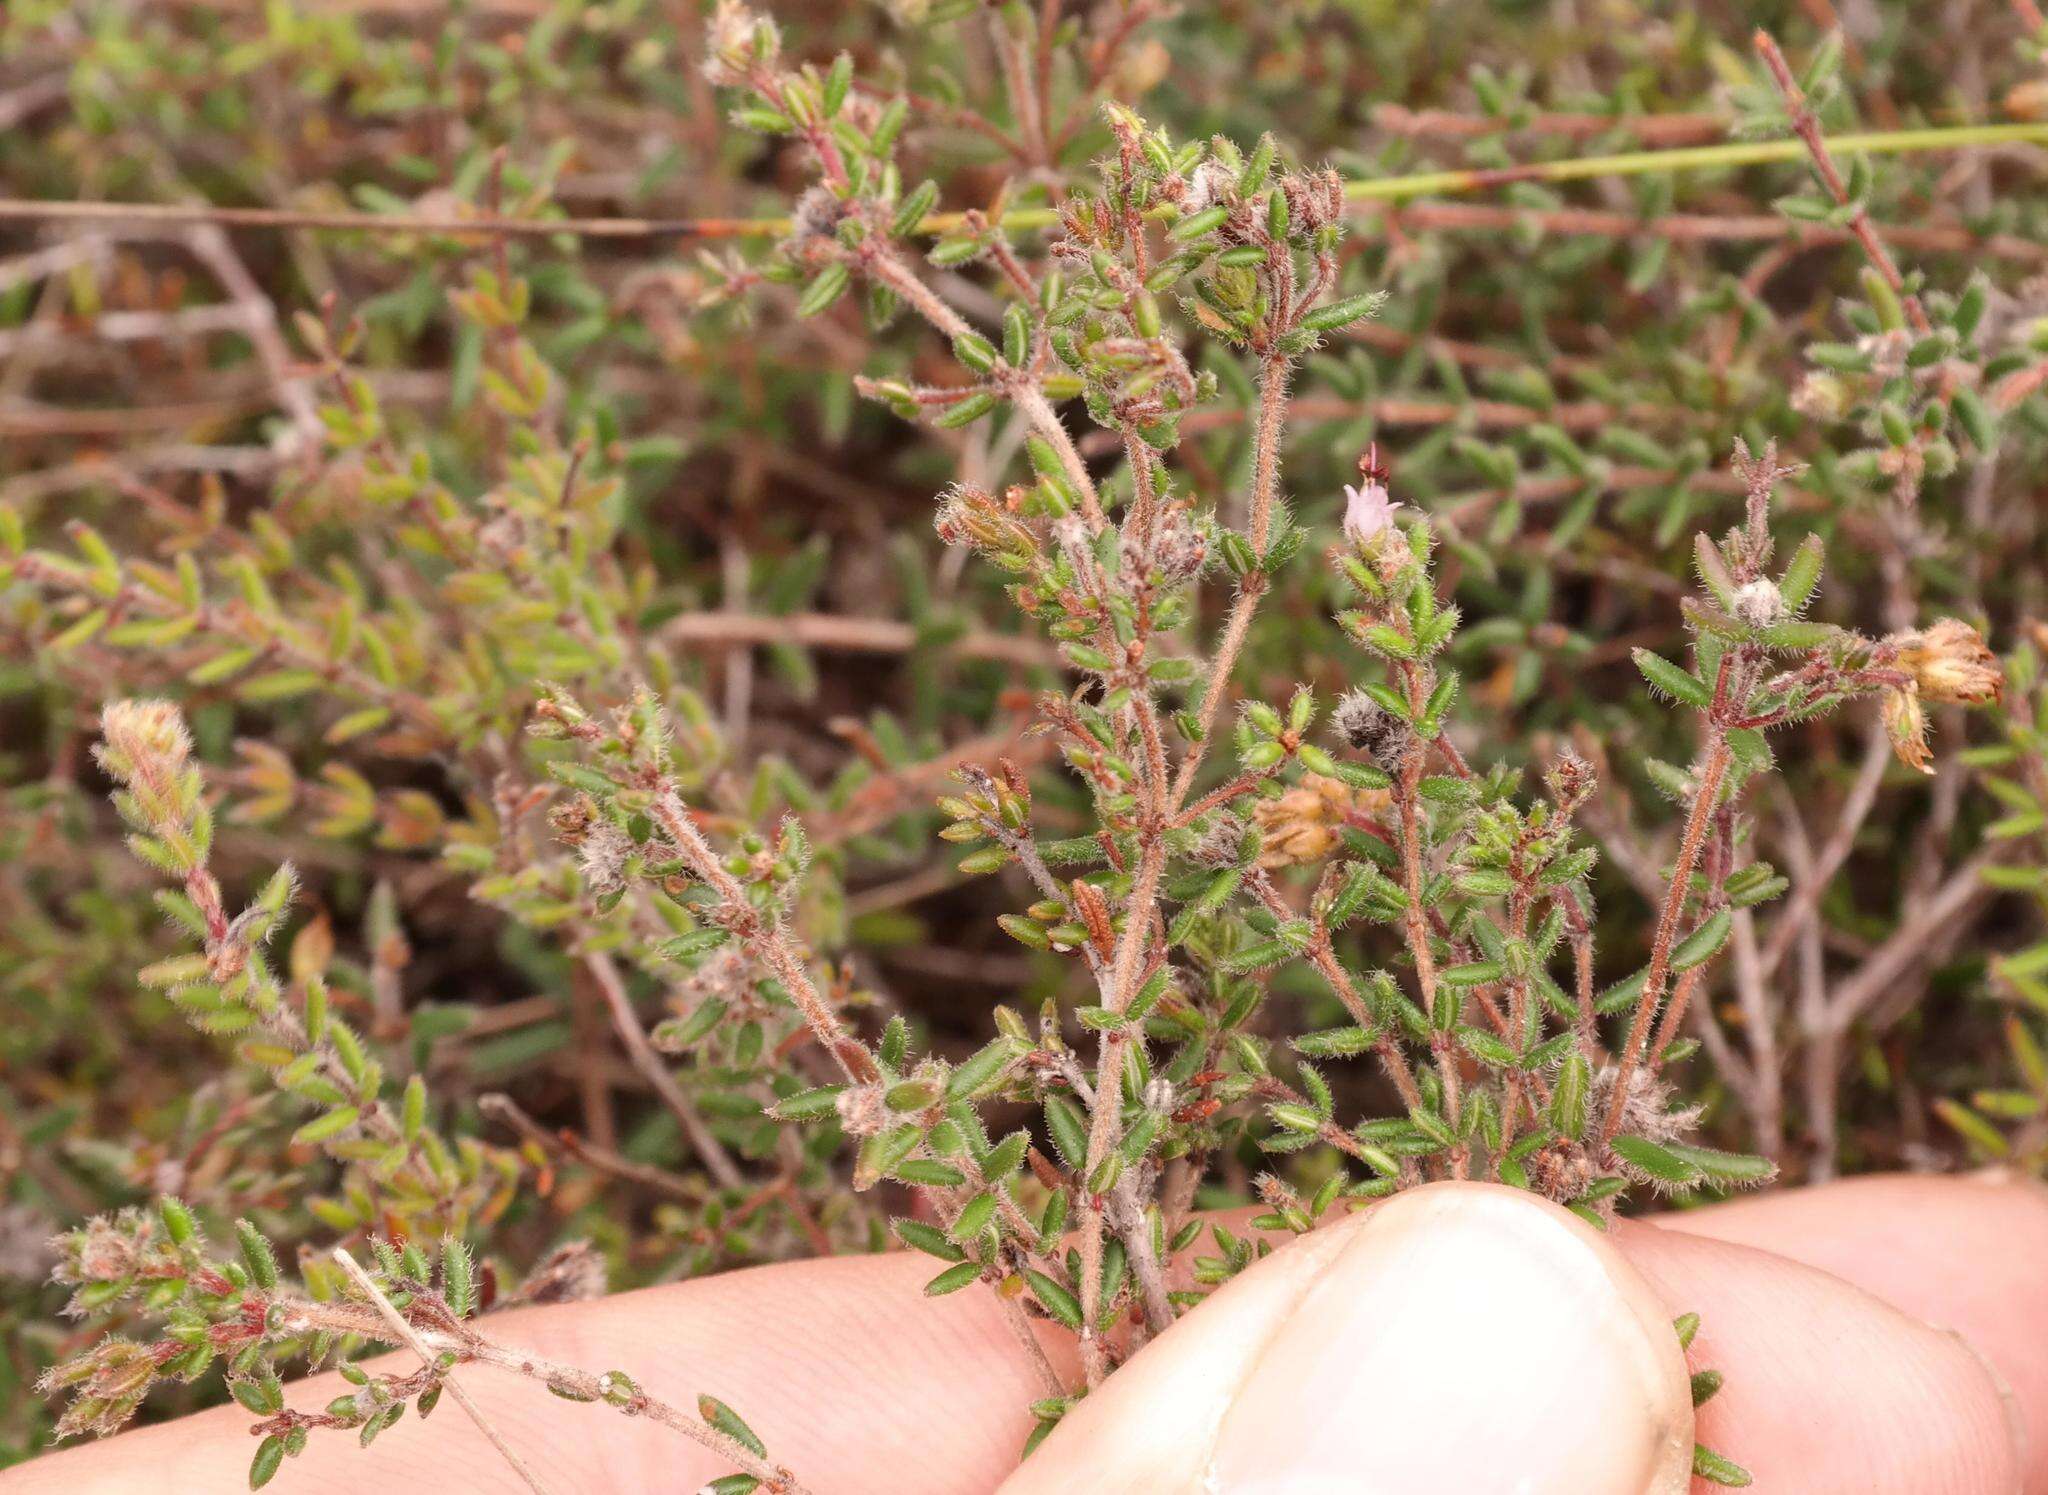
[331,1250,554,1495]
[859,248,1107,534]
[647,789,874,1086]
[1170,356,1290,807]
[581,951,745,1190]
[1174,769,1275,828]
[1650,964,1708,1061]
[276,1291,805,1492]
[1599,730,1732,1146]
[1395,733,1461,1175]
[1752,31,1933,338]
[1250,874,1422,1111]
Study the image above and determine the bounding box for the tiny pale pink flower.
[1342,479,1405,543]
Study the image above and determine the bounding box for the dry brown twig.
[331,1248,556,1495]
[580,951,746,1190]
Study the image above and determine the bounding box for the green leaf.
[545,760,616,797]
[957,843,1011,874]
[952,332,998,374]
[1550,1053,1590,1140]
[1023,1268,1083,1329]
[1168,205,1228,240]
[1670,910,1732,972]
[1169,867,1243,944]
[325,706,393,745]
[854,1125,922,1188]
[1268,1102,1324,1134]
[1291,1025,1377,1058]
[159,1196,197,1247]
[923,1260,982,1296]
[696,1395,767,1458]
[894,1158,967,1187]
[1456,1026,1518,1068]
[936,392,1000,429]
[996,914,1048,950]
[1934,1099,2010,1158]
[946,1038,1020,1102]
[822,52,853,116]
[1692,1444,1753,1486]
[1324,862,1390,927]
[1954,388,1997,451]
[894,1217,966,1262]
[249,1436,286,1489]
[658,927,732,961]
[949,1192,997,1243]
[401,1074,426,1143]
[892,180,939,238]
[236,1219,280,1290]
[1044,1095,1089,1168]
[442,1238,475,1318]
[796,263,850,318]
[981,1130,1029,1184]
[1761,621,1835,651]
[1661,1143,1775,1185]
[1610,1135,1701,1185]
[1456,868,1513,898]
[1776,534,1825,612]
[1631,649,1712,709]
[1300,290,1387,332]
[293,1106,360,1146]
[230,1376,285,1415]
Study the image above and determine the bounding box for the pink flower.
[1342,479,1405,543]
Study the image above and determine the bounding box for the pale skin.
[12,1172,2046,1494]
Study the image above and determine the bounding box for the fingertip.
[1004,1182,1691,1495]
[1618,1222,2024,1495]
[1208,1184,1691,1494]
[1664,1171,2048,1490]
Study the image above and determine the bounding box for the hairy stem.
[1600,732,1732,1146]
[581,951,745,1190]
[1171,355,1290,807]
[276,1293,806,1492]
[332,1249,554,1495]
[647,788,875,1085]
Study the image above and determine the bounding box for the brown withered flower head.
[1888,618,2004,706]
[1544,746,1598,815]
[501,1240,609,1308]
[1882,687,1934,775]
[1252,773,1388,868]
[1880,619,2004,774]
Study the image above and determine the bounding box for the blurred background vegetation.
[3,0,2047,1465]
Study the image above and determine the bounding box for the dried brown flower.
[1888,618,2005,706]
[1883,686,1934,775]
[1252,774,1386,868]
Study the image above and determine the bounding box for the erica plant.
[5,2,2039,1490]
